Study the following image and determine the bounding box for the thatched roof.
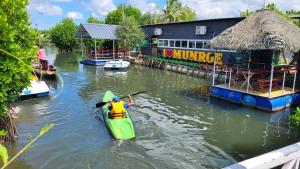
[210,9,300,52]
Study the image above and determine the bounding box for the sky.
[27,0,300,30]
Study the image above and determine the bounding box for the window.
[170,40,175,47]
[175,41,181,47]
[196,41,203,49]
[163,40,169,47]
[182,41,187,48]
[189,41,196,48]
[158,40,164,47]
[203,41,208,48]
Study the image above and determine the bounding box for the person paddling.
[108,95,134,119]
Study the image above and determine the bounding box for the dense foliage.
[50,18,77,52]
[140,0,197,25]
[105,5,142,25]
[116,17,145,52]
[242,3,300,27]
[289,107,300,127]
[0,0,38,114]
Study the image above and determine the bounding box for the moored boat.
[21,80,50,98]
[33,69,56,80]
[101,91,135,140]
[104,60,130,70]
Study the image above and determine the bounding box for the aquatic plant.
[289,107,300,127]
[0,124,54,169]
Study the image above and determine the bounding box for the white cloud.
[179,0,300,19]
[84,0,116,17]
[67,11,84,19]
[28,0,63,16]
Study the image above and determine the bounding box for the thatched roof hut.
[210,9,300,52]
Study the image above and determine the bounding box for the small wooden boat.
[32,60,56,80]
[33,69,56,80]
[101,91,135,140]
[104,60,130,70]
[21,80,50,98]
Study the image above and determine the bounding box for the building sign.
[157,48,223,65]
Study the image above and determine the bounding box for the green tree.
[87,15,105,24]
[163,0,181,23]
[0,0,38,141]
[241,3,300,27]
[162,0,197,23]
[105,5,142,25]
[179,6,197,22]
[50,18,77,52]
[116,17,145,54]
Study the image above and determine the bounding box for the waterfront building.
[140,17,245,65]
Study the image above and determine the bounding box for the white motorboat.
[104,60,130,70]
[21,80,50,97]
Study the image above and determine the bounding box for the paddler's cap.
[113,96,120,102]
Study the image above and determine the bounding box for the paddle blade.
[96,102,107,108]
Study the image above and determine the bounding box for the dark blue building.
[141,17,245,64]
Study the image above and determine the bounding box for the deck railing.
[213,65,297,98]
[224,142,300,169]
[85,49,129,60]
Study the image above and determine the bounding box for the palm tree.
[163,0,181,23]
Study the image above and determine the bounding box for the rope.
[0,48,64,99]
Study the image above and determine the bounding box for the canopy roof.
[75,23,119,40]
[210,9,300,52]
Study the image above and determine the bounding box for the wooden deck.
[215,84,298,98]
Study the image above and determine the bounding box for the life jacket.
[111,101,126,119]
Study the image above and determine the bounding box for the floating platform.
[210,85,300,112]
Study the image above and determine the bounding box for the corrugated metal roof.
[75,23,119,40]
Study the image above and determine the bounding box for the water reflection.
[11,49,300,169]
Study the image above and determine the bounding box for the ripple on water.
[132,96,235,169]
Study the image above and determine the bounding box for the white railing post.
[81,35,83,59]
[269,51,275,98]
[293,71,297,92]
[212,53,217,86]
[247,69,251,93]
[229,67,232,89]
[225,66,228,85]
[282,70,286,92]
[94,39,97,60]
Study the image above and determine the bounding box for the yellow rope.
[0,48,64,99]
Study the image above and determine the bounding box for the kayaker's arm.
[128,95,134,106]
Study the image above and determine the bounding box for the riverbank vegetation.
[48,0,197,52]
[49,18,77,52]
[116,17,145,54]
[0,0,38,141]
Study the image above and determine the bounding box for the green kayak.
[101,91,135,140]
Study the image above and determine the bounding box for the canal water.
[9,48,300,169]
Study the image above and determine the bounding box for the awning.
[75,23,119,40]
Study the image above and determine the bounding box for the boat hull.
[21,80,50,98]
[101,91,135,140]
